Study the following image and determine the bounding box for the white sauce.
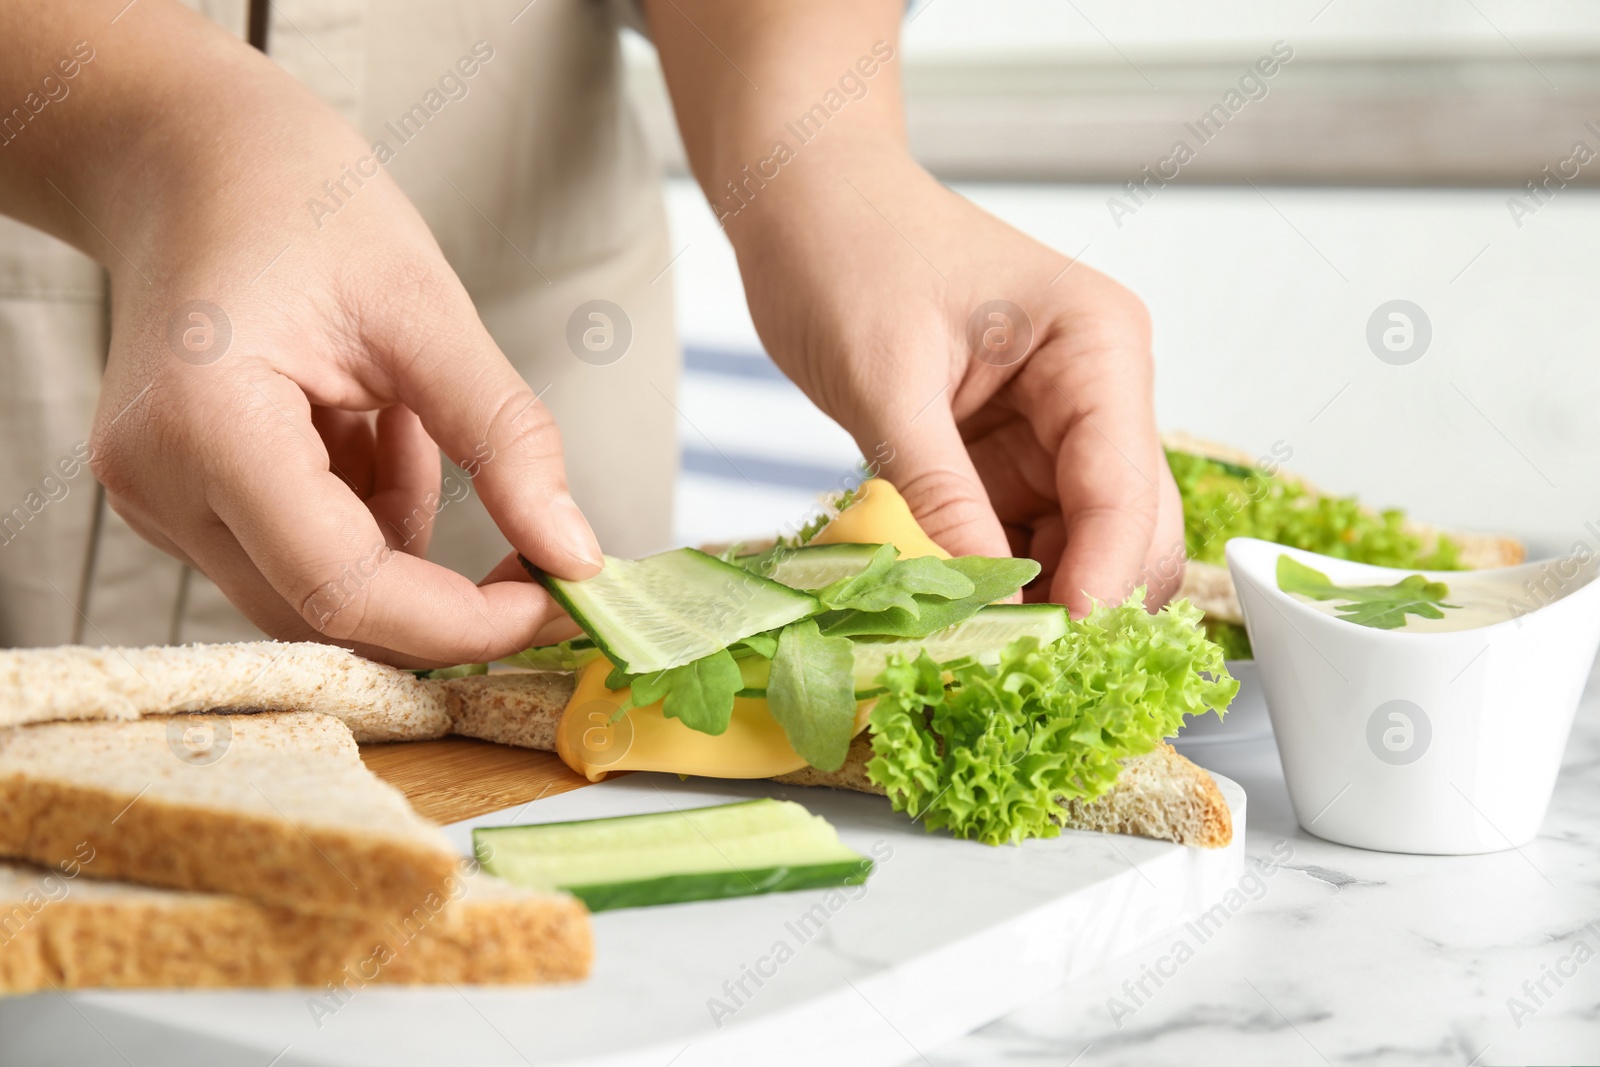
[1288,568,1564,633]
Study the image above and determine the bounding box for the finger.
[481,551,583,646]
[870,402,1011,559]
[360,286,603,579]
[1138,462,1188,608]
[1048,402,1162,616]
[481,549,537,586]
[367,404,442,557]
[1024,515,1066,603]
[169,521,461,669]
[204,371,565,662]
[101,489,196,567]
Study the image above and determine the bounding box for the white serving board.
[3,772,1245,1067]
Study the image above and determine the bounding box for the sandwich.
[1163,432,1526,658]
[464,476,1240,848]
[0,478,1239,852]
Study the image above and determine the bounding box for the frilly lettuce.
[864,592,1237,846]
[1167,449,1461,570]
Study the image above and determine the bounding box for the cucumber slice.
[849,603,1068,690]
[741,542,884,591]
[732,653,881,700]
[473,798,872,912]
[538,549,821,675]
[736,654,771,693]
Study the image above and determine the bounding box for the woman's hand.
[647,0,1183,616]
[731,154,1184,615]
[1,0,599,664]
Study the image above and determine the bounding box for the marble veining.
[928,659,1600,1067]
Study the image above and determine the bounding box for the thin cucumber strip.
[537,549,820,675]
[730,649,883,699]
[473,798,872,912]
[741,543,885,591]
[848,603,1068,690]
[564,862,870,913]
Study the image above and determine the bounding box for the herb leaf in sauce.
[1276,555,1458,630]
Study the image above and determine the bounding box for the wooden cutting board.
[358,737,600,824]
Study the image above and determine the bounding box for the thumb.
[366,290,603,581]
[869,402,1010,559]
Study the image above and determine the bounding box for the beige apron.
[0,0,678,648]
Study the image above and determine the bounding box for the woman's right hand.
[2,0,598,665]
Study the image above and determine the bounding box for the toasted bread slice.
[443,674,1232,848]
[442,671,573,753]
[0,642,450,741]
[1163,432,1525,624]
[772,736,1231,848]
[0,861,590,994]
[0,712,458,919]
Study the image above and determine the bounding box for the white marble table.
[930,661,1600,1067]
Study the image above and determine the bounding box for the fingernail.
[553,495,603,568]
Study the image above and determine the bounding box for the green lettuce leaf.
[777,484,862,551]
[1275,554,1457,630]
[765,618,859,771]
[1167,449,1463,570]
[819,556,1040,638]
[1202,617,1253,661]
[864,592,1236,845]
[413,662,489,680]
[498,638,597,673]
[815,543,976,616]
[628,649,743,735]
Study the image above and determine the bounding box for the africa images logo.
[1366,699,1431,765]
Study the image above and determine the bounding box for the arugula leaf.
[730,632,780,659]
[814,543,976,616]
[865,592,1237,845]
[1275,554,1458,630]
[766,618,859,772]
[628,649,743,734]
[819,556,1040,638]
[606,662,633,692]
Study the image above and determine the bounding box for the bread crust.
[0,862,591,994]
[0,642,450,741]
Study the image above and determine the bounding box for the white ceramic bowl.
[1226,537,1600,854]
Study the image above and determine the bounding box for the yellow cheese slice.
[554,476,938,781]
[808,478,950,560]
[556,657,873,782]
